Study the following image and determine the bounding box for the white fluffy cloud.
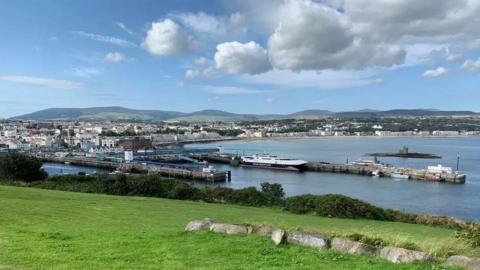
[267,0,405,71]
[423,67,449,77]
[142,19,195,56]
[104,52,124,63]
[462,58,480,71]
[170,11,247,37]
[342,0,480,43]
[214,41,270,75]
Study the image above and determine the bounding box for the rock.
[287,231,330,250]
[210,223,253,234]
[271,229,286,245]
[185,218,215,232]
[331,237,377,255]
[379,246,432,264]
[254,225,275,236]
[443,255,480,270]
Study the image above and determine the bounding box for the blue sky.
[1,0,480,117]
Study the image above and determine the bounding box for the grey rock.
[271,229,286,245]
[210,223,253,234]
[331,237,377,255]
[443,255,480,270]
[254,225,275,236]
[379,246,432,264]
[185,218,214,232]
[287,231,330,249]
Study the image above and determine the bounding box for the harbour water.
[189,137,480,221]
[42,162,101,176]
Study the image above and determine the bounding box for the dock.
[42,156,230,182]
[189,153,466,184]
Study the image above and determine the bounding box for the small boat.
[390,172,410,179]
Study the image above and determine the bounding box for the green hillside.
[0,185,474,269]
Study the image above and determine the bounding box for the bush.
[347,233,385,247]
[456,223,480,248]
[0,153,47,182]
[224,187,267,206]
[285,194,389,220]
[260,182,285,206]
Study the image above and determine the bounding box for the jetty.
[42,156,230,182]
[189,153,466,184]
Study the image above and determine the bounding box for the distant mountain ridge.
[11,107,479,122]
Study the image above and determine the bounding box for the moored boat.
[240,154,307,171]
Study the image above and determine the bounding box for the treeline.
[0,153,478,247]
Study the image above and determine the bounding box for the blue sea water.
[190,137,480,220]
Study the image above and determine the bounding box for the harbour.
[37,136,480,220]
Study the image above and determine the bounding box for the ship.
[240,154,308,171]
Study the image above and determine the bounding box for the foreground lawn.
[0,185,475,269]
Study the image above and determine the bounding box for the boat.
[390,172,410,179]
[427,164,453,174]
[202,165,217,174]
[240,154,307,171]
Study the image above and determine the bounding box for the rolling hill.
[11,107,479,122]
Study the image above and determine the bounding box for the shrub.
[260,182,285,206]
[285,194,389,220]
[0,153,47,182]
[225,187,267,206]
[456,223,480,248]
[347,233,385,247]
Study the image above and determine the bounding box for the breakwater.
[190,153,466,184]
[42,156,230,182]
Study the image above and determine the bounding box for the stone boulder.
[287,231,330,250]
[331,237,377,255]
[379,246,432,264]
[185,218,215,232]
[254,225,275,236]
[271,229,286,245]
[443,255,480,270]
[210,223,253,234]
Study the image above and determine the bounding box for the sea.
[188,136,480,221]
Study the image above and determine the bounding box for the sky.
[0,0,480,118]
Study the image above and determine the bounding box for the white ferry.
[240,154,308,171]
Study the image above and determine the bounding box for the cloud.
[423,67,449,78]
[214,41,270,75]
[194,57,209,66]
[104,52,125,63]
[342,0,480,43]
[185,68,215,79]
[200,85,262,94]
[267,0,405,71]
[71,67,100,77]
[0,75,85,89]
[240,69,382,89]
[142,19,195,56]
[116,22,134,35]
[73,31,137,47]
[462,58,480,71]
[266,97,275,103]
[170,11,247,36]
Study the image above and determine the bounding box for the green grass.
[0,186,474,269]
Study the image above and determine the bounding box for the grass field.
[0,185,475,269]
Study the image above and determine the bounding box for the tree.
[261,182,285,206]
[0,153,47,182]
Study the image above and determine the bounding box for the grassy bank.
[0,186,477,269]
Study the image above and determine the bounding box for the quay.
[190,153,466,184]
[41,156,230,182]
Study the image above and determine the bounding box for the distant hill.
[13,107,185,121]
[11,107,479,122]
